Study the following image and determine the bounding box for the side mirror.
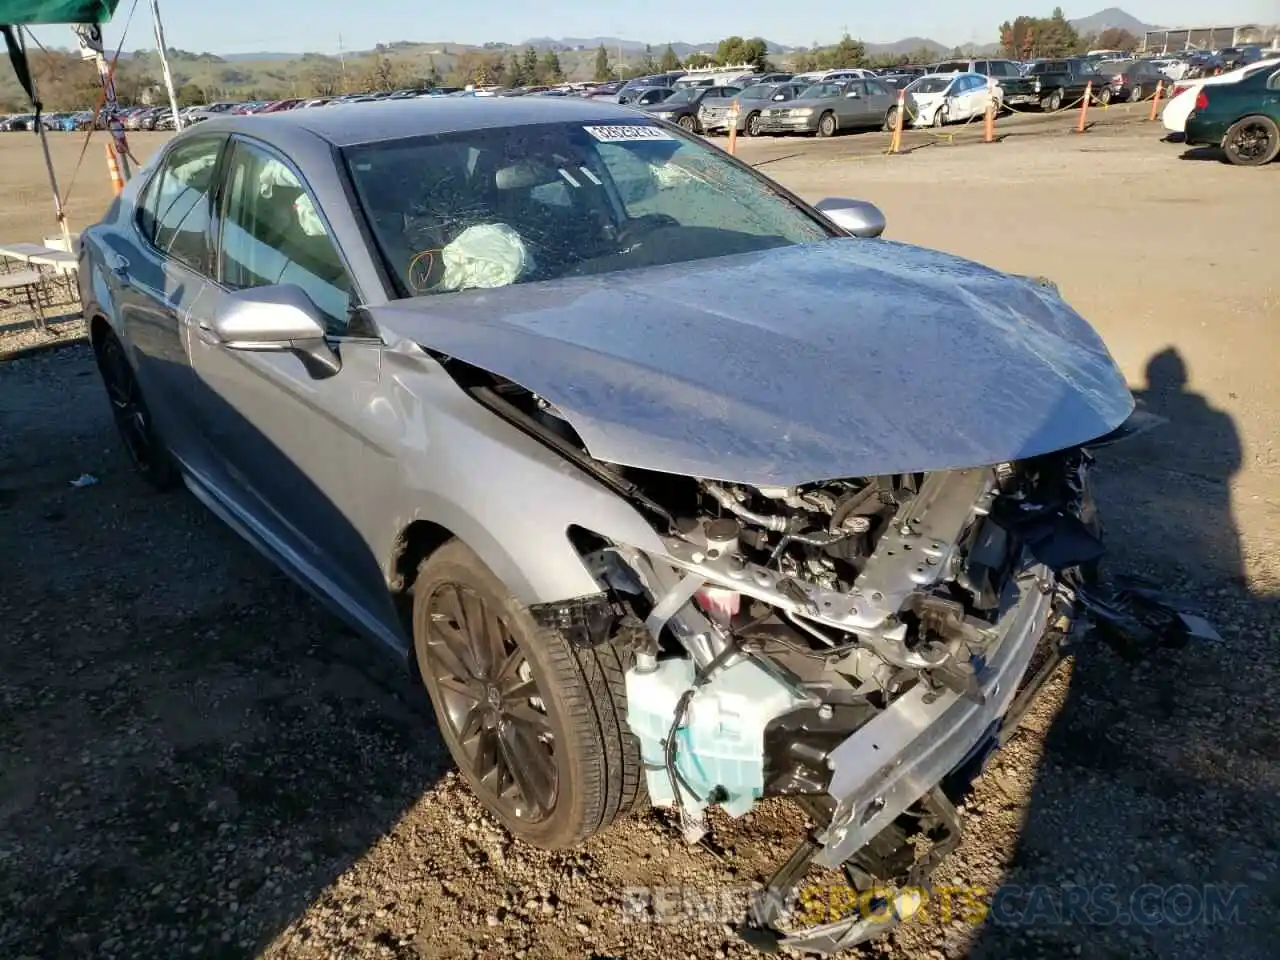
[204,284,341,378]
[814,197,887,239]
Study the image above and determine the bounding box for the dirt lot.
[2,113,1279,960]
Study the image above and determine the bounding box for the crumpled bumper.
[813,567,1056,868]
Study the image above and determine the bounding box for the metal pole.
[19,29,74,251]
[150,0,183,129]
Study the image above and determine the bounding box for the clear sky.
[34,1,1280,56]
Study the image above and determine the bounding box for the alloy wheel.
[423,583,558,822]
[1227,120,1275,165]
[99,336,154,470]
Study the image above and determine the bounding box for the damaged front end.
[542,443,1114,953]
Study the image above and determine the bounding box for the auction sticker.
[583,125,676,142]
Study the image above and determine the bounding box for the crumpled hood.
[373,238,1135,486]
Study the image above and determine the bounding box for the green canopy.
[0,0,118,24]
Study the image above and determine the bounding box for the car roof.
[189,96,655,148]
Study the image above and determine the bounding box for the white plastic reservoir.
[625,656,805,816]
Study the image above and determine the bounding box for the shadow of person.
[952,347,1280,959]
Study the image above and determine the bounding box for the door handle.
[108,253,130,283]
[195,320,221,346]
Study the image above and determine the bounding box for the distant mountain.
[1069,8,1157,37]
[221,51,296,62]
[863,37,951,57]
[521,37,793,57]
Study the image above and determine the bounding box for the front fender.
[373,346,668,606]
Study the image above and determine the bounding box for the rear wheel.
[412,541,645,848]
[1130,85,1143,103]
[817,111,837,138]
[94,330,179,490]
[1223,115,1280,166]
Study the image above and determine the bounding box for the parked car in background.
[643,85,737,132]
[1218,45,1264,71]
[756,77,895,137]
[185,101,240,124]
[2,113,35,130]
[617,72,685,102]
[901,72,1002,127]
[695,85,753,133]
[619,86,674,110]
[712,81,808,135]
[1163,58,1280,134]
[258,98,304,113]
[931,58,1039,107]
[1026,58,1105,111]
[1092,59,1167,103]
[1184,60,1280,165]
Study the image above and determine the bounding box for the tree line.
[999,8,1141,60]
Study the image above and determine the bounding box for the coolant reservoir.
[625,657,805,817]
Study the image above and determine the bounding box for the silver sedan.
[80,95,1139,952]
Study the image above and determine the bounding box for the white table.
[0,269,48,331]
[0,242,79,309]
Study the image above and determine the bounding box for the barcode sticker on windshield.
[583,124,675,142]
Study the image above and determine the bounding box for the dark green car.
[1185,61,1280,165]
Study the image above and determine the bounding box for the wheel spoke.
[455,701,486,745]
[504,699,552,738]
[426,620,477,680]
[497,722,555,818]
[479,605,508,678]
[501,675,537,701]
[474,726,501,788]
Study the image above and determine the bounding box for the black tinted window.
[217,140,353,333]
[149,136,222,273]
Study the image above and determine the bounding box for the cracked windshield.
[343,121,829,295]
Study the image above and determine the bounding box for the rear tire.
[1222,115,1280,166]
[1130,85,1143,103]
[412,541,645,849]
[816,111,837,138]
[94,330,180,491]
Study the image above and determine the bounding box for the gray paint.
[374,238,1135,486]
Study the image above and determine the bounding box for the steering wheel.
[616,213,680,250]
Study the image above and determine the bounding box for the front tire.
[745,111,761,136]
[1098,86,1113,105]
[412,541,644,849]
[816,111,837,138]
[932,103,949,127]
[677,114,697,133]
[1044,90,1063,112]
[94,330,179,490]
[883,106,899,132]
[1222,115,1280,166]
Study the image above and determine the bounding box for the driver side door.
[187,135,400,640]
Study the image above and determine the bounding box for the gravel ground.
[2,125,1279,960]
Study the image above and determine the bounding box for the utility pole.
[338,33,347,91]
[150,0,183,128]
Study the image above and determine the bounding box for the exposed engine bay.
[446,359,1161,953]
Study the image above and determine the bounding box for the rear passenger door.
[863,78,893,126]
[115,133,228,467]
